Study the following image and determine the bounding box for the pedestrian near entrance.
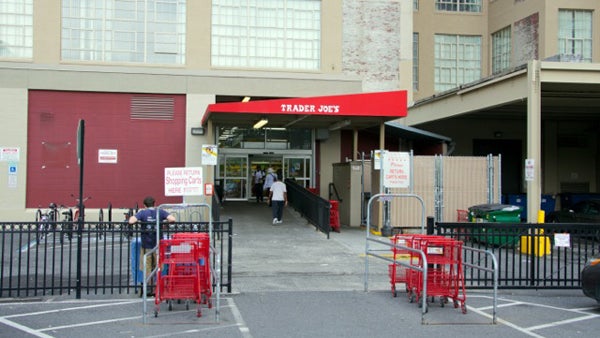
[263,168,277,204]
[268,176,287,225]
[253,166,265,202]
[128,196,176,296]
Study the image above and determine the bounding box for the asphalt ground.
[1,201,600,338]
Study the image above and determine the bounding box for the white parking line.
[526,313,600,331]
[3,299,140,319]
[0,317,55,338]
[228,297,253,338]
[470,294,600,337]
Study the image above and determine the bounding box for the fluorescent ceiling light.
[328,119,351,131]
[253,118,268,129]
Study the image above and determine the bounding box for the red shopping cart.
[154,233,213,318]
[405,236,466,313]
[388,234,447,298]
[388,234,414,297]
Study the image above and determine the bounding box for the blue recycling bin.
[130,238,144,284]
[504,194,556,220]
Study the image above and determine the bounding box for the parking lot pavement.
[1,289,599,338]
[2,202,600,337]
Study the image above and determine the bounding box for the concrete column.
[526,60,542,223]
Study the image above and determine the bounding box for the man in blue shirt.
[129,196,175,296]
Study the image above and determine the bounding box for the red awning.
[202,90,407,130]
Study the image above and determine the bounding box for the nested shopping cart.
[154,233,213,317]
[388,234,414,297]
[388,234,447,298]
[405,236,467,313]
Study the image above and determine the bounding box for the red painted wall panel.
[27,91,185,210]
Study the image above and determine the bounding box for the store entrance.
[249,155,282,201]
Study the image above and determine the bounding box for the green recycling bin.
[468,203,522,246]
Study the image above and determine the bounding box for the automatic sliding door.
[218,155,248,200]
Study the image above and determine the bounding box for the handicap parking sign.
[8,164,17,174]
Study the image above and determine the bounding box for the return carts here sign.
[383,151,410,188]
[165,167,203,196]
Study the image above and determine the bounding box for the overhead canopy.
[202,90,407,130]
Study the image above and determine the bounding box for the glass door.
[283,156,312,188]
[217,155,248,200]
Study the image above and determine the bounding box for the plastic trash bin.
[468,203,522,246]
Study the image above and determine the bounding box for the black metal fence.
[0,220,233,298]
[435,221,600,288]
[285,179,331,238]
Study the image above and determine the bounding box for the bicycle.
[121,207,136,241]
[60,195,92,243]
[35,203,58,245]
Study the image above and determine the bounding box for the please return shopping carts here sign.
[164,167,203,196]
[382,151,410,188]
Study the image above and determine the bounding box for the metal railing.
[286,179,332,238]
[0,220,233,298]
[436,221,600,288]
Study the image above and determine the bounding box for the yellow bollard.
[519,210,552,257]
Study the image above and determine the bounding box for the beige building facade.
[0,0,413,220]
[1,0,599,224]
[410,0,600,221]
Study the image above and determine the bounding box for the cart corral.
[365,193,499,325]
[141,203,221,323]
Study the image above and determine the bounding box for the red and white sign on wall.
[382,152,410,188]
[164,167,203,196]
[98,149,118,164]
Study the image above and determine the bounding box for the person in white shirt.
[268,176,287,225]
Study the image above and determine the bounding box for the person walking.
[268,176,287,225]
[253,166,265,202]
[262,168,277,204]
[128,196,176,296]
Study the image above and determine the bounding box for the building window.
[492,26,511,74]
[558,9,592,62]
[434,34,481,92]
[413,32,419,91]
[61,0,186,64]
[0,0,33,58]
[414,0,418,11]
[436,0,481,13]
[211,0,321,70]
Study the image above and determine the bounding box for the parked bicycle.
[60,195,91,243]
[121,207,136,241]
[35,203,58,245]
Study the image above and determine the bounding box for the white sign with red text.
[383,152,410,188]
[98,149,118,164]
[0,147,19,162]
[164,167,203,196]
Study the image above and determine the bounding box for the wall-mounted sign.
[202,145,218,165]
[0,147,19,162]
[164,167,203,196]
[525,159,535,181]
[98,149,118,164]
